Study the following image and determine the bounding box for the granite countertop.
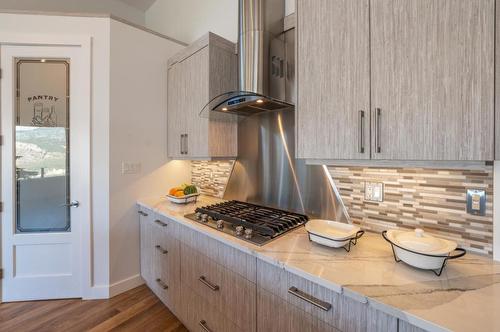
[137,195,500,332]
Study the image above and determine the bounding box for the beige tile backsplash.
[191,160,234,198]
[329,166,493,255]
[191,161,494,255]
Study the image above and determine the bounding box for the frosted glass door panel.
[15,59,70,232]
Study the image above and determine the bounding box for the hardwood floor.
[0,285,188,332]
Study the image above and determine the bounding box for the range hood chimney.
[201,0,293,117]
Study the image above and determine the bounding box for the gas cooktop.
[184,200,309,246]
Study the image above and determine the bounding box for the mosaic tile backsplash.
[191,161,494,255]
[328,166,493,255]
[191,160,234,198]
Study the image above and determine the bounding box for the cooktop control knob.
[235,225,244,236]
[216,219,224,229]
[201,214,209,223]
[244,228,253,239]
[195,212,202,220]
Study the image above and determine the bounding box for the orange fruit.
[174,191,184,197]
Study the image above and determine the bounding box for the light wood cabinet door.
[139,208,153,285]
[167,33,238,159]
[167,62,186,159]
[296,0,370,160]
[371,0,494,160]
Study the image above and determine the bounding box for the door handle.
[375,108,382,153]
[358,110,365,153]
[61,200,80,208]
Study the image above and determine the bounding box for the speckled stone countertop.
[137,196,500,332]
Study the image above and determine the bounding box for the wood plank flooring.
[0,285,188,332]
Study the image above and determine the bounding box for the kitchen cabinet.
[296,0,370,160]
[138,209,180,312]
[371,0,494,160]
[398,320,428,332]
[139,207,402,332]
[167,32,238,159]
[256,259,397,332]
[296,0,495,161]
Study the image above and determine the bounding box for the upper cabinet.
[297,0,495,161]
[167,32,238,159]
[296,0,370,160]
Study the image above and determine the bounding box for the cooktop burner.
[184,200,308,246]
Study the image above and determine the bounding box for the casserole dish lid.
[305,219,360,241]
[386,229,457,255]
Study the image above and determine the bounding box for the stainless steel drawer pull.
[155,245,168,254]
[358,110,365,153]
[199,320,213,332]
[288,286,332,312]
[199,276,220,291]
[138,211,148,217]
[375,108,381,153]
[154,219,168,227]
[155,278,168,290]
[180,134,184,155]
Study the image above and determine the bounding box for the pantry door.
[1,42,90,301]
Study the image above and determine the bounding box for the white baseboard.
[109,274,145,298]
[83,285,109,300]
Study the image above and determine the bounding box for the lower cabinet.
[138,207,418,332]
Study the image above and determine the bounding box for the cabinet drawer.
[181,244,256,332]
[258,287,340,332]
[178,223,256,282]
[150,213,177,238]
[257,260,396,332]
[181,286,242,332]
[398,320,428,332]
[150,233,180,311]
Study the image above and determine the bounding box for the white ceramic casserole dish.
[305,219,364,251]
[382,229,466,275]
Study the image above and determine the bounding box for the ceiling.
[118,0,156,11]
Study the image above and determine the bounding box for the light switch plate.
[121,162,142,175]
[365,182,384,202]
[466,189,486,216]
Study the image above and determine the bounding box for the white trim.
[494,162,500,261]
[109,274,144,298]
[0,33,93,298]
[84,285,109,300]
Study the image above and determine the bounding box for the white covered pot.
[382,229,466,275]
[305,219,364,250]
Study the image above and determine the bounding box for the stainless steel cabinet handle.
[138,211,148,217]
[199,320,213,332]
[154,219,168,227]
[199,275,220,291]
[61,200,80,208]
[358,110,365,153]
[180,134,183,154]
[184,134,188,155]
[155,245,168,254]
[375,108,381,153]
[288,286,332,312]
[155,278,168,290]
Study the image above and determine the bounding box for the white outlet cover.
[121,162,142,174]
[365,182,384,202]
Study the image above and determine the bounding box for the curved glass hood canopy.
[199,91,293,119]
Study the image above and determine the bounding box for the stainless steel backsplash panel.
[223,109,349,222]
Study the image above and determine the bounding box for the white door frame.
[0,33,92,300]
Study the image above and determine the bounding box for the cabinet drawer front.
[181,244,256,331]
[178,224,256,282]
[257,260,374,331]
[151,213,177,238]
[258,288,340,332]
[182,286,243,332]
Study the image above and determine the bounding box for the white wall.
[0,0,145,25]
[145,0,295,44]
[109,20,190,291]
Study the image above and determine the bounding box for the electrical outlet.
[121,162,142,175]
[466,189,486,216]
[365,182,384,202]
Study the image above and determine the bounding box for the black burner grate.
[195,201,308,238]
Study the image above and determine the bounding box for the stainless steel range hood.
[200,0,293,117]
